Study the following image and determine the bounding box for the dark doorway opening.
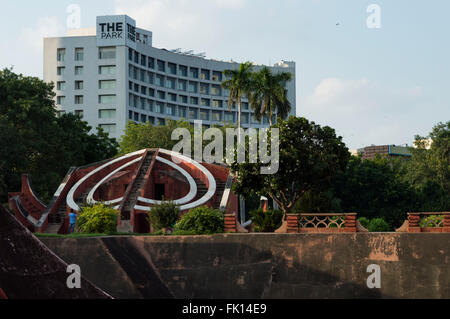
[154,184,165,200]
[135,213,150,233]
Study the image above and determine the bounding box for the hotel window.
[57,67,65,76]
[132,67,138,80]
[189,108,198,119]
[189,67,198,79]
[99,80,116,90]
[141,54,147,66]
[212,111,222,122]
[98,109,116,119]
[75,81,83,90]
[99,65,116,75]
[200,98,210,107]
[133,95,138,108]
[141,114,147,123]
[178,95,188,104]
[200,83,209,95]
[156,74,164,87]
[148,100,154,112]
[157,60,165,72]
[178,80,187,91]
[99,47,116,60]
[56,110,66,117]
[166,77,176,90]
[75,110,84,118]
[200,69,210,80]
[56,96,65,105]
[74,95,83,105]
[168,93,177,102]
[134,112,139,121]
[241,113,249,124]
[140,98,147,110]
[168,63,177,75]
[242,102,249,110]
[129,110,133,119]
[190,97,198,105]
[148,57,155,69]
[134,51,139,64]
[140,70,146,82]
[166,104,175,116]
[57,48,65,62]
[99,95,116,104]
[188,81,197,93]
[57,81,66,91]
[134,84,139,93]
[155,102,164,114]
[141,86,147,95]
[147,72,154,84]
[211,85,221,96]
[224,112,234,123]
[178,106,187,118]
[75,48,84,61]
[178,65,187,77]
[148,88,155,97]
[158,118,166,125]
[212,71,222,82]
[157,91,165,100]
[74,66,83,76]
[99,124,116,134]
[212,100,222,108]
[128,48,133,61]
[199,109,209,121]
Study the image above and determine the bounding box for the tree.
[222,62,254,144]
[231,116,350,216]
[0,68,118,202]
[250,66,293,126]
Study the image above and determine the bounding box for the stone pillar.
[286,214,299,233]
[444,213,450,233]
[407,213,421,233]
[344,214,357,233]
[224,213,237,233]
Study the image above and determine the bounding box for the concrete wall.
[41,233,450,299]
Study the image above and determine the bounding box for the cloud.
[114,0,247,51]
[19,16,65,52]
[302,77,427,149]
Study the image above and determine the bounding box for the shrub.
[249,209,283,232]
[368,218,391,232]
[77,204,118,234]
[419,215,444,228]
[147,201,180,230]
[175,206,224,235]
[358,217,371,230]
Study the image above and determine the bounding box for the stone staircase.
[214,180,226,209]
[193,178,208,201]
[122,152,154,218]
[44,202,67,234]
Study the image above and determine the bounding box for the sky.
[0,0,449,149]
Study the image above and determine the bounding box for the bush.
[175,206,224,235]
[249,209,283,232]
[357,217,390,232]
[358,217,371,230]
[419,215,444,228]
[147,201,180,230]
[77,204,118,234]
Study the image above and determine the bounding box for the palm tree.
[249,67,293,126]
[221,62,254,143]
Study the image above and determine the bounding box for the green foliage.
[249,209,283,232]
[367,218,391,232]
[358,217,371,230]
[0,68,118,202]
[232,116,350,216]
[175,206,224,235]
[147,201,180,230]
[76,204,118,234]
[419,215,444,228]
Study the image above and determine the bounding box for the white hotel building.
[44,15,296,140]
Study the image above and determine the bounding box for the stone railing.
[287,213,358,233]
[398,212,450,233]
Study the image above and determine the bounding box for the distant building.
[352,145,412,160]
[44,15,296,140]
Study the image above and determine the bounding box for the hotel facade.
[44,15,296,140]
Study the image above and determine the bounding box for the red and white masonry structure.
[8,149,240,234]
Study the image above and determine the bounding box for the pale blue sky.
[0,0,448,149]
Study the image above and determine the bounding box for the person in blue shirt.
[68,210,77,234]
